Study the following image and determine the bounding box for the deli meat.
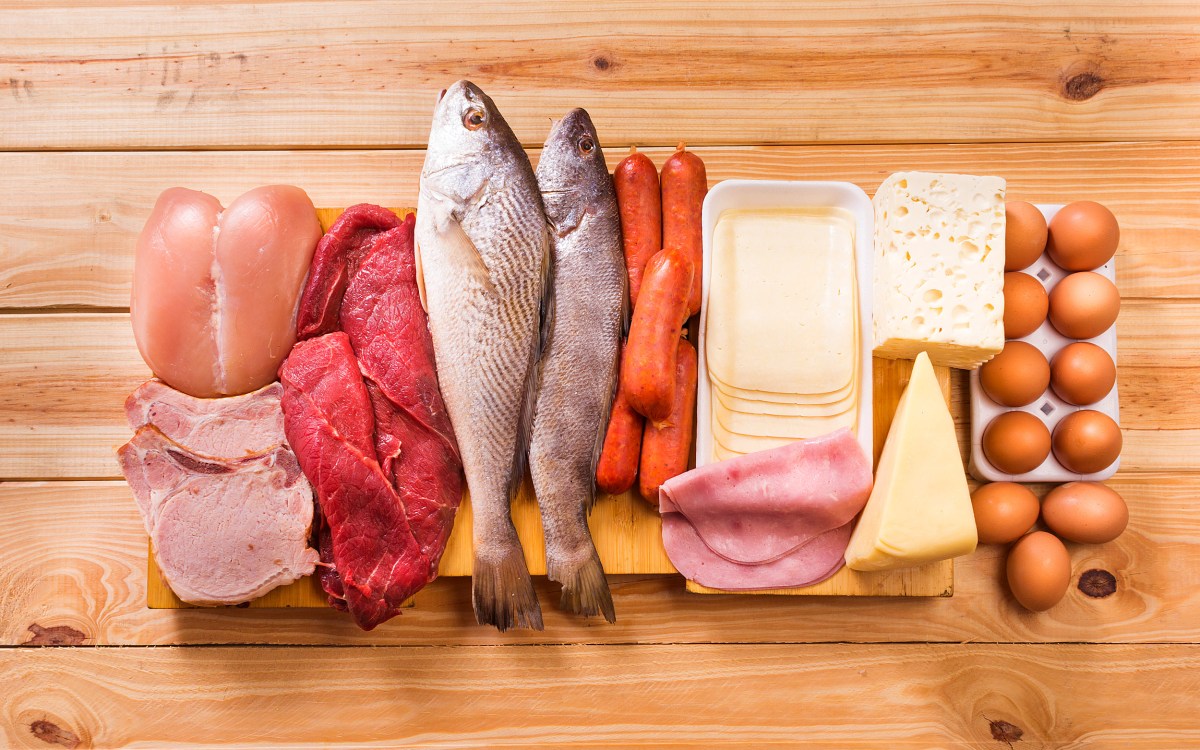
[658,428,872,589]
[119,426,318,605]
[125,379,286,457]
[281,207,463,629]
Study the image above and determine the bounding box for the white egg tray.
[695,180,874,468]
[968,203,1120,483]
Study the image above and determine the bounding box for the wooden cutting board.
[148,208,953,608]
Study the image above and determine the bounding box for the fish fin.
[507,224,555,502]
[550,547,616,624]
[414,235,428,313]
[587,346,621,512]
[472,543,544,632]
[437,215,498,298]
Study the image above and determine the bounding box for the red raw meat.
[295,203,403,340]
[280,334,428,628]
[281,207,463,629]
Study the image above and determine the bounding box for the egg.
[1005,201,1048,271]
[1006,531,1072,611]
[983,411,1052,475]
[1046,201,1119,271]
[979,341,1050,407]
[971,482,1040,544]
[1051,342,1116,405]
[1003,272,1049,339]
[1052,410,1123,474]
[1041,482,1129,544]
[1048,272,1120,340]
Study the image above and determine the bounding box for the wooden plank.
[3,141,1199,309]
[2,307,1193,480]
[3,644,1199,747]
[3,474,1197,646]
[2,2,1199,149]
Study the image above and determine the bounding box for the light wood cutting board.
[147,208,953,608]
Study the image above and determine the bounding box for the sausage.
[639,338,697,505]
[622,248,693,422]
[660,142,707,317]
[613,147,662,306]
[595,344,644,496]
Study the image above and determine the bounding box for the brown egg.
[1046,201,1119,271]
[1042,482,1129,544]
[1003,272,1049,339]
[983,411,1052,475]
[979,341,1050,407]
[1005,201,1048,271]
[1007,531,1072,611]
[1052,410,1122,474]
[1048,272,1120,340]
[971,482,1040,544]
[1051,342,1116,405]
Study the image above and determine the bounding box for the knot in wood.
[1078,568,1117,598]
[1063,72,1104,101]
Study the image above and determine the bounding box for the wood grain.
[4,644,1200,748]
[4,474,1197,646]
[2,2,1199,149]
[3,142,1199,309]
[2,308,1192,481]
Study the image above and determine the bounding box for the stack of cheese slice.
[706,207,860,462]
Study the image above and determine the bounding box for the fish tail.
[550,547,616,624]
[472,543,544,632]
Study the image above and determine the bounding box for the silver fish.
[416,81,551,631]
[530,109,624,623]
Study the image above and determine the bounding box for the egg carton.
[968,203,1120,483]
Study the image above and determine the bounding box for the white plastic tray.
[696,180,874,468]
[968,203,1121,482]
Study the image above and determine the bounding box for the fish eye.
[463,107,486,130]
[578,136,595,155]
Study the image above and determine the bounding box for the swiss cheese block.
[872,171,1005,370]
[844,352,978,570]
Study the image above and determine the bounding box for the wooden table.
[2,2,1198,746]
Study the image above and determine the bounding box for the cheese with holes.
[872,171,1006,369]
[844,352,978,571]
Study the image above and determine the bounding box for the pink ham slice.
[125,379,286,457]
[118,426,318,605]
[659,428,872,590]
[131,186,322,398]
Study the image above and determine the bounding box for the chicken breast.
[131,186,322,398]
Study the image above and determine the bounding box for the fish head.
[421,80,523,218]
[536,108,613,236]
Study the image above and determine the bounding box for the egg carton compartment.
[969,203,1121,482]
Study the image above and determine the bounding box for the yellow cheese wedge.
[844,351,978,570]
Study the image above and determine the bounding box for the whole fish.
[415,80,551,631]
[530,109,624,623]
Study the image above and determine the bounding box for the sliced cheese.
[713,399,857,442]
[872,171,1005,370]
[707,208,857,392]
[712,379,856,413]
[844,351,978,570]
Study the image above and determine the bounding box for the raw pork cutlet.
[118,426,318,606]
[125,379,286,457]
[280,332,432,630]
[338,217,463,576]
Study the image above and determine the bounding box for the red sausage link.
[622,248,693,423]
[661,142,707,317]
[595,344,644,496]
[613,147,662,306]
[639,338,698,506]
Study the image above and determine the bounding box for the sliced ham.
[659,428,872,590]
[125,379,286,457]
[118,426,318,605]
[131,186,321,398]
